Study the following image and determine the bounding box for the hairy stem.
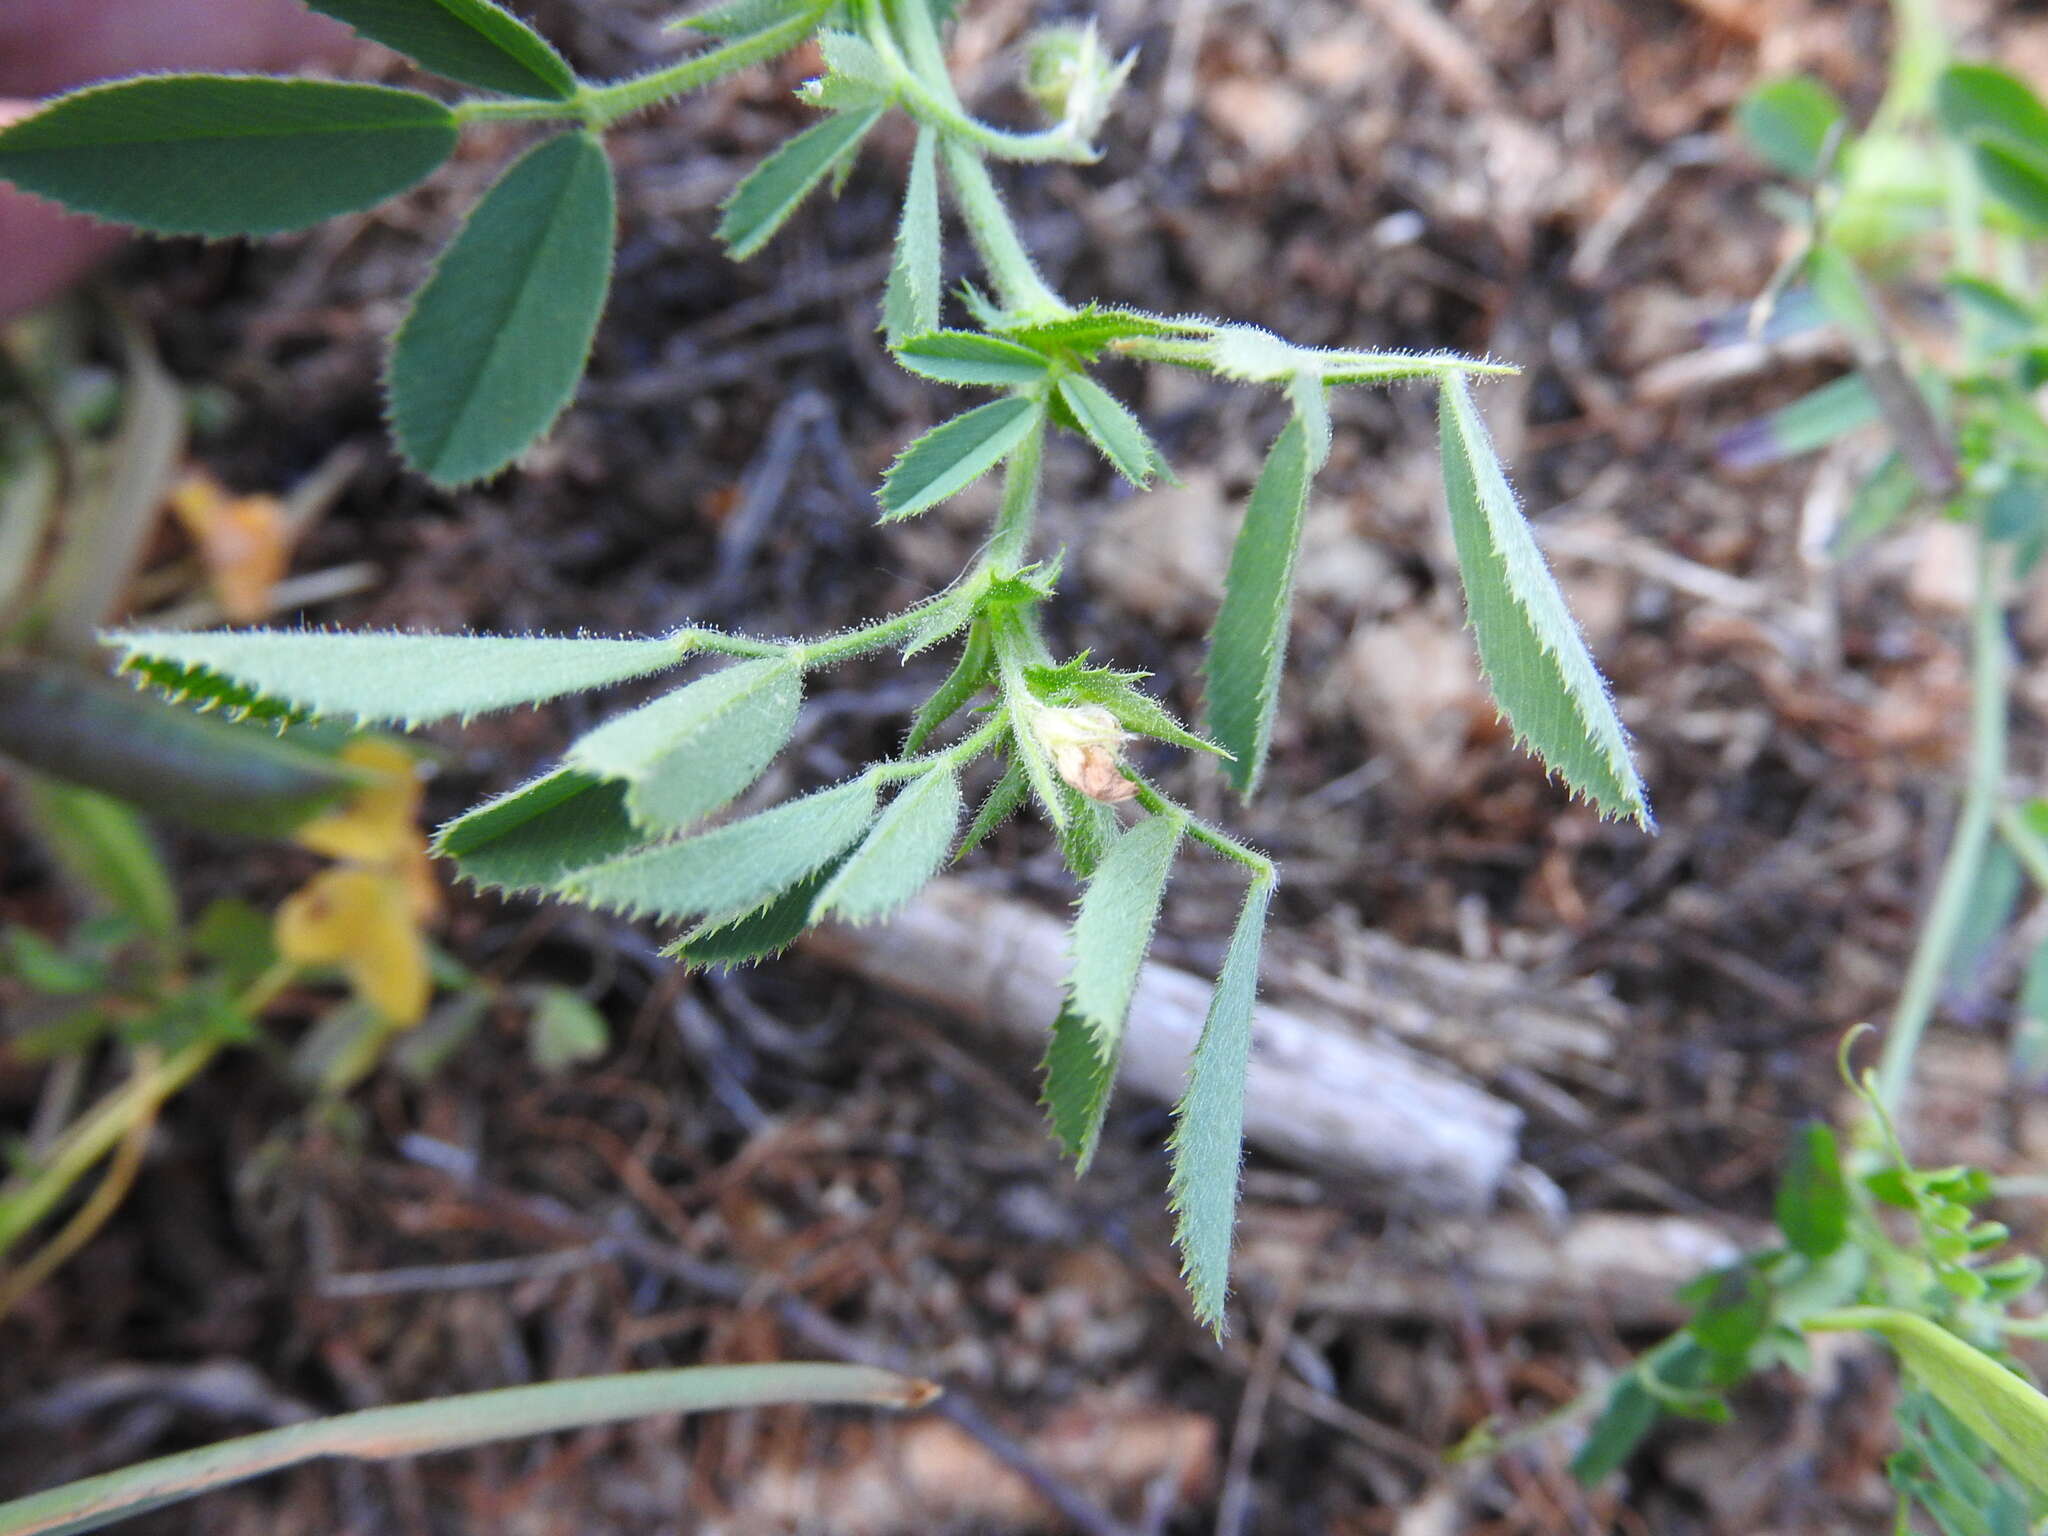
[941,141,1066,318]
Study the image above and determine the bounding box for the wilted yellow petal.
[170,470,290,623]
[293,740,424,866]
[275,867,381,967]
[274,866,432,1026]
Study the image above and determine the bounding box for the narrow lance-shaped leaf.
[903,622,991,755]
[957,752,1027,859]
[0,1364,932,1536]
[1055,375,1160,488]
[390,131,617,488]
[894,331,1050,388]
[434,767,646,893]
[1041,1005,1118,1170]
[1438,376,1650,825]
[1203,417,1313,797]
[566,659,801,832]
[109,629,692,727]
[668,857,847,968]
[718,106,883,260]
[0,77,457,237]
[1065,812,1183,1058]
[814,766,962,924]
[561,776,879,923]
[883,127,942,344]
[306,0,576,100]
[879,396,1042,521]
[1168,876,1272,1334]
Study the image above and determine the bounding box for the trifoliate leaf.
[434,767,646,892]
[878,396,1042,521]
[1203,417,1312,797]
[390,131,616,487]
[0,76,457,236]
[1438,376,1650,825]
[108,628,691,727]
[718,106,882,259]
[883,128,942,344]
[1169,876,1272,1334]
[562,776,878,921]
[566,659,800,832]
[1055,375,1159,487]
[306,0,576,100]
[814,766,961,923]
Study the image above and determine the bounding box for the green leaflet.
[1203,416,1312,797]
[997,305,1192,358]
[718,106,883,260]
[1775,1121,1849,1260]
[390,131,617,487]
[108,629,691,727]
[671,0,815,35]
[667,858,845,967]
[0,76,457,237]
[1935,64,2048,152]
[879,396,1043,521]
[1975,139,2048,231]
[562,776,879,922]
[1167,876,1272,1335]
[1055,375,1158,487]
[306,0,575,100]
[566,659,801,832]
[1737,76,1847,181]
[1041,1005,1118,1170]
[434,767,645,892]
[1065,811,1183,1059]
[895,331,1050,388]
[883,128,942,344]
[528,986,610,1072]
[1810,1310,2048,1498]
[17,779,180,949]
[903,622,992,754]
[815,767,961,924]
[957,753,1027,859]
[1437,376,1650,825]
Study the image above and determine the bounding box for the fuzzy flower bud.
[1027,700,1138,803]
[1023,23,1136,149]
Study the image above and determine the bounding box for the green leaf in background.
[1946,276,2040,348]
[668,858,844,967]
[1064,811,1183,1063]
[1973,138,2048,231]
[15,780,178,950]
[1774,1121,1850,1259]
[814,767,961,924]
[1737,76,1848,181]
[1830,449,1919,556]
[0,76,457,237]
[894,331,1050,388]
[1055,375,1159,487]
[1168,875,1272,1334]
[566,659,800,832]
[878,396,1043,521]
[0,1363,932,1536]
[1935,64,2048,153]
[1041,1004,1118,1170]
[562,776,878,922]
[527,985,610,1073]
[306,0,576,100]
[1808,1309,2048,1498]
[390,131,617,487]
[110,629,691,727]
[434,767,646,892]
[718,106,883,260]
[1437,376,1650,825]
[1203,416,1313,797]
[883,128,942,344]
[1715,374,1880,470]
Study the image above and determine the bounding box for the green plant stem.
[870,713,1006,783]
[1872,538,2008,1119]
[866,0,1090,164]
[1132,781,1274,881]
[985,414,1047,569]
[940,140,1066,319]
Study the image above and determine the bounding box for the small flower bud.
[1028,701,1138,803]
[1023,23,1136,148]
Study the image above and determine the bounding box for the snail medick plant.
[0,0,1650,1332]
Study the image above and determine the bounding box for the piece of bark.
[802,879,1524,1211]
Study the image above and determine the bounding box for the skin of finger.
[0,0,352,320]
